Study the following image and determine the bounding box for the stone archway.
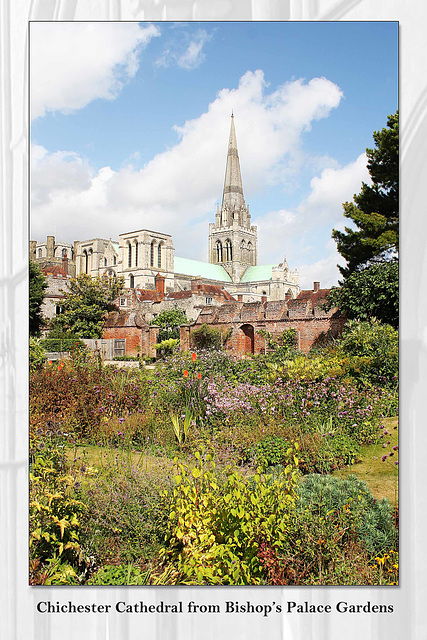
[240,323,255,355]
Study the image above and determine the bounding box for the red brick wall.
[102,327,142,356]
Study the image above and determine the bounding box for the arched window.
[150,241,156,267]
[225,239,232,261]
[247,241,253,264]
[62,248,67,258]
[134,241,138,267]
[129,274,134,289]
[37,248,42,258]
[216,240,223,263]
[113,255,117,266]
[127,243,132,268]
[240,240,246,262]
[157,243,162,268]
[104,257,107,266]
[83,250,88,274]
[88,249,93,273]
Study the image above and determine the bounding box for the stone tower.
[209,114,258,282]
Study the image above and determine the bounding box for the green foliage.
[150,308,188,341]
[51,274,125,338]
[87,564,151,586]
[191,324,227,350]
[332,111,398,278]
[258,328,298,363]
[29,425,86,583]
[154,338,180,356]
[252,435,290,468]
[339,318,398,385]
[41,337,86,353]
[29,260,48,336]
[30,338,46,371]
[160,446,300,585]
[297,474,397,557]
[327,261,398,328]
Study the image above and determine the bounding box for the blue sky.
[30,21,398,288]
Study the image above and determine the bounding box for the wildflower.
[183,370,189,378]
[393,445,398,451]
[191,352,197,362]
[381,455,387,462]
[197,372,202,380]
[119,418,125,423]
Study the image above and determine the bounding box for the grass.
[333,416,398,505]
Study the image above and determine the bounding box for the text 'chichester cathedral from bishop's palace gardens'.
[31,115,300,303]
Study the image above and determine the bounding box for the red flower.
[191,352,197,362]
[183,370,189,378]
[197,372,202,379]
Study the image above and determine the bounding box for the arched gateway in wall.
[240,323,255,354]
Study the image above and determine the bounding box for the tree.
[332,112,398,278]
[29,260,48,336]
[51,274,125,338]
[327,261,398,328]
[150,308,189,341]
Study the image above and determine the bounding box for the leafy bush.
[41,337,85,353]
[160,445,300,585]
[29,423,87,584]
[154,338,179,357]
[252,435,290,468]
[150,309,188,341]
[191,324,226,350]
[87,564,151,585]
[297,474,397,556]
[338,318,398,386]
[30,338,46,372]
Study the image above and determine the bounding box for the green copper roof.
[240,265,276,282]
[174,256,232,282]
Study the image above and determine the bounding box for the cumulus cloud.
[155,28,211,70]
[30,22,160,119]
[255,153,369,271]
[31,70,348,268]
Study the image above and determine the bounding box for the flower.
[197,372,202,380]
[183,370,189,378]
[381,455,388,462]
[191,352,197,362]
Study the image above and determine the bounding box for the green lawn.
[333,416,398,505]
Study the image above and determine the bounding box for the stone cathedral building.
[31,115,300,303]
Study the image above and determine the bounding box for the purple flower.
[381,455,388,462]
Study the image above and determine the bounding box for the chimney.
[62,255,69,275]
[313,282,320,292]
[191,277,203,292]
[155,273,165,299]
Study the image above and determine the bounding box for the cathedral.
[31,115,300,303]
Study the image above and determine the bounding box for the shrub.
[297,474,397,556]
[338,318,398,386]
[30,338,46,372]
[87,564,152,586]
[160,445,300,585]
[191,324,225,350]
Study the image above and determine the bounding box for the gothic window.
[88,249,93,273]
[83,250,88,274]
[216,240,223,263]
[225,239,232,261]
[127,243,132,268]
[113,255,117,266]
[104,257,107,266]
[134,241,138,267]
[247,242,253,264]
[240,240,246,262]
[157,243,162,269]
[129,274,134,289]
[150,241,156,267]
[37,248,42,258]
[62,248,67,258]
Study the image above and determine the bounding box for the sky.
[30,21,398,289]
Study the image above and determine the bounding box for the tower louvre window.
[150,241,155,267]
[127,243,132,267]
[135,241,138,266]
[158,243,162,268]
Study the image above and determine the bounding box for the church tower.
[209,114,258,282]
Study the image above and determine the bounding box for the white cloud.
[155,29,211,70]
[30,22,160,120]
[255,153,370,272]
[31,70,348,268]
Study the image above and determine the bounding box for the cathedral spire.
[222,113,246,212]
